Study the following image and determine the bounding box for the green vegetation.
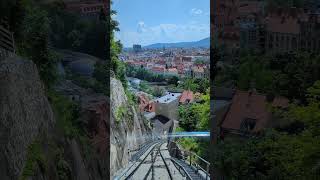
[47,90,80,138]
[213,49,320,179]
[115,105,127,123]
[152,86,166,97]
[177,91,210,163]
[16,1,58,88]
[216,52,320,101]
[178,78,199,92]
[168,76,179,86]
[3,1,108,179]
[54,147,72,180]
[178,78,209,94]
[110,6,127,89]
[194,58,207,65]
[21,141,47,180]
[137,81,165,97]
[56,158,71,180]
[126,66,167,82]
[125,89,138,105]
[139,81,152,94]
[47,1,108,59]
[178,92,210,131]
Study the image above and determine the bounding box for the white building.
[154,92,182,121]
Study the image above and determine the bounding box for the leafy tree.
[178,105,197,131]
[212,82,320,179]
[19,4,57,87]
[168,76,179,86]
[126,66,166,82]
[194,58,206,65]
[139,82,152,94]
[306,80,320,103]
[152,86,165,97]
[194,92,210,130]
[195,78,210,94]
[179,78,199,92]
[178,91,210,131]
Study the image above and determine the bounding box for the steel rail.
[123,140,166,179]
[115,142,160,180]
[142,142,174,180]
[158,143,173,180]
[143,143,161,180]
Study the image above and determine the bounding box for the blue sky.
[112,0,210,47]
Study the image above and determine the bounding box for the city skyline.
[112,0,210,47]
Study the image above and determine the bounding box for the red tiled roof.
[152,67,165,72]
[146,101,155,112]
[222,90,271,132]
[167,68,178,73]
[179,90,194,104]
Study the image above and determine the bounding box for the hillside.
[144,37,210,49]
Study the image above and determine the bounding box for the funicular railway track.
[115,132,211,180]
[119,141,175,180]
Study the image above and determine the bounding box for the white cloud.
[118,21,209,47]
[137,21,147,33]
[190,8,203,16]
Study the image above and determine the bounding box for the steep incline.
[110,77,151,177]
[0,56,55,179]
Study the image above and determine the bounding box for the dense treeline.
[213,49,320,179]
[212,82,320,179]
[126,66,167,82]
[1,1,111,179]
[215,51,320,102]
[1,0,58,87]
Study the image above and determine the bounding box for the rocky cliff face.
[0,54,110,180]
[0,53,150,179]
[0,56,55,179]
[79,94,110,180]
[110,77,150,177]
[53,79,110,180]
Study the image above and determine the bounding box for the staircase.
[171,158,205,180]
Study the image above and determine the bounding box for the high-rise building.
[133,44,142,52]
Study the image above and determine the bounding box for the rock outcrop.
[110,77,150,177]
[80,94,110,180]
[0,56,55,179]
[54,79,110,180]
[57,50,101,77]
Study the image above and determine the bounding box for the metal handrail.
[170,158,193,180]
[171,144,211,180]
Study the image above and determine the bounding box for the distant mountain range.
[143,37,210,49]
